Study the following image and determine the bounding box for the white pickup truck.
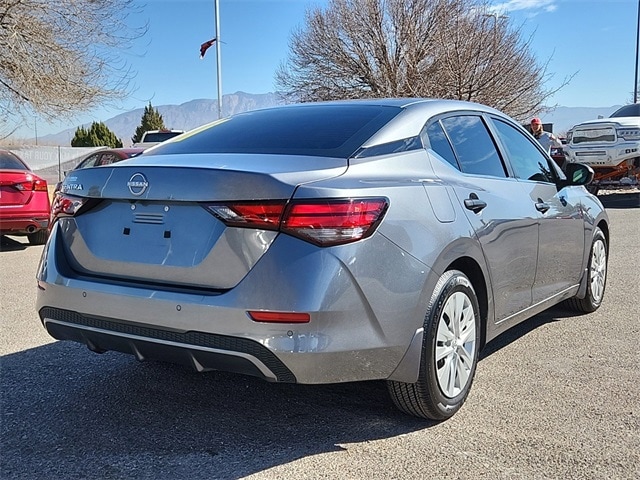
[564,104,640,192]
[133,129,185,149]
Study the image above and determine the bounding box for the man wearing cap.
[530,117,562,153]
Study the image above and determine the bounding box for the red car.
[0,149,51,245]
[53,147,145,194]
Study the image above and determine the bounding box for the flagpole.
[215,0,222,118]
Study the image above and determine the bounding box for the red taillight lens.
[282,198,388,246]
[14,175,47,192]
[206,198,388,247]
[247,311,311,323]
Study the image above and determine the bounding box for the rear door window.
[441,116,507,178]
[491,119,555,183]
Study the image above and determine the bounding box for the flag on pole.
[200,38,217,59]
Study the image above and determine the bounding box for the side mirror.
[564,163,594,186]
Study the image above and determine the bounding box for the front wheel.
[388,270,481,421]
[564,227,607,313]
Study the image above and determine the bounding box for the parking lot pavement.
[1,201,639,480]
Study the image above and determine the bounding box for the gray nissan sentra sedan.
[37,99,609,420]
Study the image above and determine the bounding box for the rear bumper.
[0,215,49,235]
[36,225,430,384]
[40,307,296,382]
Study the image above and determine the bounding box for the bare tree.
[276,0,570,121]
[0,0,147,136]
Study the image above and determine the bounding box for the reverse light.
[206,202,285,229]
[247,311,311,323]
[49,193,95,227]
[206,197,389,247]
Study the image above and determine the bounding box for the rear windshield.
[0,151,28,170]
[143,132,183,143]
[147,104,401,158]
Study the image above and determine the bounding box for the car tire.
[27,230,48,245]
[387,270,481,421]
[564,227,607,313]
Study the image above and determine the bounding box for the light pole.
[635,0,639,103]
[215,0,222,118]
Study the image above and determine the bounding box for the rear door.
[489,117,585,302]
[424,115,540,322]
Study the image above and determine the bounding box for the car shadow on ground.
[480,304,575,359]
[2,305,579,479]
[0,235,28,252]
[1,341,428,479]
[598,191,640,209]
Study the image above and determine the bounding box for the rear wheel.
[388,270,481,420]
[564,227,607,313]
[27,229,48,245]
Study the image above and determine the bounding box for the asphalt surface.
[1,193,638,480]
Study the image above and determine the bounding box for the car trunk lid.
[0,170,43,207]
[55,153,347,290]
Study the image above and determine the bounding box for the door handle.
[535,199,550,213]
[464,193,487,213]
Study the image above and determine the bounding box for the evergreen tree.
[71,122,123,148]
[131,102,166,144]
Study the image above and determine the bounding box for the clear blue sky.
[22,0,640,137]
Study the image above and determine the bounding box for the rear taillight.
[206,197,388,246]
[50,193,93,226]
[14,175,47,192]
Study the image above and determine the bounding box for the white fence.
[6,146,104,171]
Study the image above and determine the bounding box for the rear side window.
[424,121,459,168]
[441,116,506,178]
[98,153,120,166]
[0,151,28,170]
[148,105,401,159]
[78,154,101,169]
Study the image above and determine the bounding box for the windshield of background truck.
[143,132,183,143]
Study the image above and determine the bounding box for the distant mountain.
[36,91,283,147]
[33,94,620,146]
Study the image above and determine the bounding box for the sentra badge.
[127,173,148,196]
